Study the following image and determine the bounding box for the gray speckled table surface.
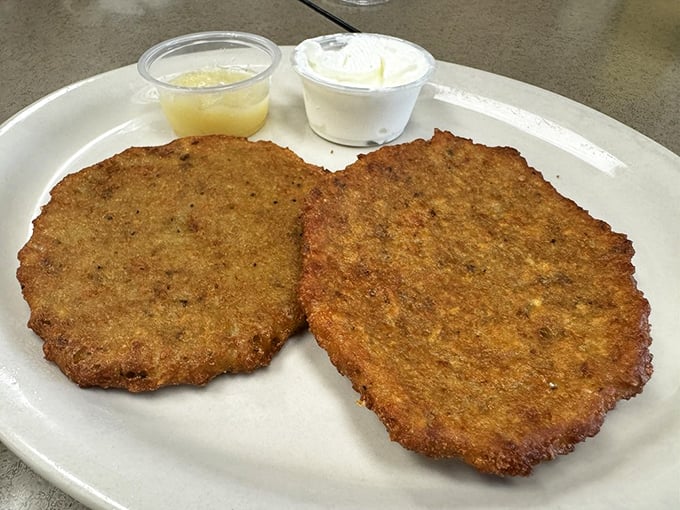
[1,1,678,508]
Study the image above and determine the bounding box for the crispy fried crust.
[300,130,652,476]
[17,136,326,392]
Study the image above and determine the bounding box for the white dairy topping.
[299,35,431,88]
[292,34,434,145]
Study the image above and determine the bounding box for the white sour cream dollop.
[299,35,431,88]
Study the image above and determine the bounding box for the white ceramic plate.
[1,47,678,510]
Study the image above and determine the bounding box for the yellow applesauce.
[159,68,270,137]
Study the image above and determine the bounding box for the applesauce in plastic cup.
[138,31,281,137]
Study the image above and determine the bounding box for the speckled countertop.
[1,1,678,508]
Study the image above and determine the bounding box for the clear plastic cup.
[291,33,435,146]
[138,31,281,137]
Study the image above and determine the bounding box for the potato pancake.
[18,136,326,392]
[300,130,652,476]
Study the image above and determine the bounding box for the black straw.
[296,0,362,33]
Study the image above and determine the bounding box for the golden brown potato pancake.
[300,130,652,476]
[18,135,326,392]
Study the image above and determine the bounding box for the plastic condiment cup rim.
[290,33,436,94]
[137,31,282,93]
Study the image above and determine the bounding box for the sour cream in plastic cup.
[291,33,435,146]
